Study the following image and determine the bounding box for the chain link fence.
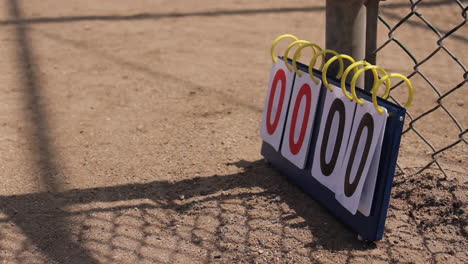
[373,0,467,177]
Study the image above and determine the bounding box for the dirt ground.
[0,0,466,263]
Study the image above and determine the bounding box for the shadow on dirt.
[4,0,98,262]
[0,6,325,25]
[2,0,464,263]
[0,159,379,264]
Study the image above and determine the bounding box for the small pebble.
[179,195,185,200]
[136,124,145,132]
[456,99,464,106]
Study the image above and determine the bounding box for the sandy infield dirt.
[0,0,466,263]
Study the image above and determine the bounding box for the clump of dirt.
[392,172,466,234]
[386,171,467,262]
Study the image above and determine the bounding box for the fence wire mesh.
[374,0,467,177]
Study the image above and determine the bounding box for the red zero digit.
[289,84,312,155]
[266,69,287,135]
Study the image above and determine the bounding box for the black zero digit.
[320,99,346,176]
[344,113,374,197]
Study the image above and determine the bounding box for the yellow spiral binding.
[322,54,356,93]
[271,34,300,63]
[373,74,414,115]
[292,43,324,82]
[283,40,310,71]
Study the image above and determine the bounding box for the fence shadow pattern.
[377,0,467,177]
[1,161,466,263]
[0,161,368,264]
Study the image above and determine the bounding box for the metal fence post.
[365,0,382,92]
[326,0,367,86]
[326,0,382,91]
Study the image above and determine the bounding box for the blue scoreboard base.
[261,59,406,241]
[262,141,389,241]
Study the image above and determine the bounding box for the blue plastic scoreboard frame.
[261,58,406,241]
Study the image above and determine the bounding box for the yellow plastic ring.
[351,65,389,105]
[322,54,356,92]
[309,49,344,84]
[343,62,392,103]
[374,74,414,114]
[292,43,323,81]
[342,61,372,101]
[284,40,310,71]
[375,67,391,100]
[271,34,300,63]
